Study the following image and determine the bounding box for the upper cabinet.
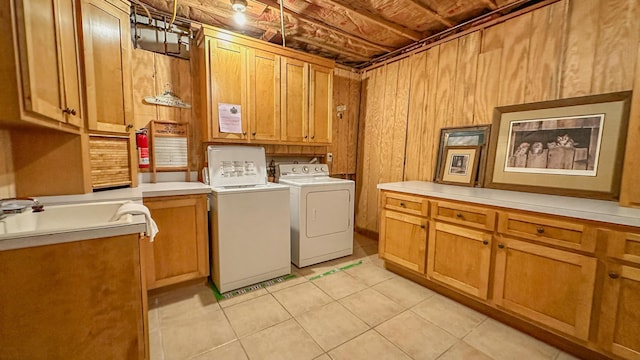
[81,0,134,134]
[197,25,334,145]
[0,0,84,131]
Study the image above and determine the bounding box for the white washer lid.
[207,146,267,187]
[211,182,289,194]
[279,177,354,186]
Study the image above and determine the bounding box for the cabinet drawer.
[431,200,496,231]
[608,232,640,265]
[497,212,596,252]
[382,192,428,217]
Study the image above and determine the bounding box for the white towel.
[111,202,159,241]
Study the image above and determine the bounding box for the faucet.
[0,197,45,213]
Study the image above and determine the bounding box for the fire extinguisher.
[136,129,150,169]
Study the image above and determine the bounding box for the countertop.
[378,181,640,228]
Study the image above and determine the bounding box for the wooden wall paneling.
[559,0,600,98]
[331,69,348,174]
[154,55,181,122]
[481,22,504,53]
[355,71,371,230]
[619,42,640,207]
[390,58,411,183]
[473,48,503,125]
[404,52,427,181]
[497,13,532,106]
[379,61,400,185]
[417,47,441,181]
[525,1,566,103]
[435,39,459,128]
[592,0,640,94]
[452,32,481,127]
[131,49,157,130]
[347,70,361,174]
[0,130,16,198]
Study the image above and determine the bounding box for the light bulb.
[233,11,246,26]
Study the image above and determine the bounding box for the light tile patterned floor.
[148,233,582,360]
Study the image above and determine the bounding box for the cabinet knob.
[126,123,134,130]
[243,132,247,136]
[399,202,405,207]
[252,132,256,136]
[498,243,505,249]
[536,227,545,234]
[63,108,77,116]
[482,240,489,245]
[304,135,308,139]
[608,272,620,279]
[420,224,425,229]
[311,135,315,140]
[456,212,463,218]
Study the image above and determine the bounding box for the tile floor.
[148,233,581,360]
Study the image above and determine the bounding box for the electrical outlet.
[336,105,347,112]
[327,153,333,162]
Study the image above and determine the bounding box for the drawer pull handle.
[608,272,620,279]
[498,243,505,249]
[482,240,489,245]
[399,202,406,207]
[536,227,544,234]
[456,212,463,218]
[420,224,425,229]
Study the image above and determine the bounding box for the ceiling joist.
[317,0,423,41]
[291,36,370,62]
[404,0,454,27]
[257,0,394,53]
[479,0,498,10]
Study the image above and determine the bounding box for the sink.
[0,201,133,237]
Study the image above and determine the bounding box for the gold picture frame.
[485,91,631,200]
[440,146,481,187]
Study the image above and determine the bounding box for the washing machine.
[208,146,291,293]
[277,163,354,267]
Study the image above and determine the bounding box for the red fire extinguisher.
[136,129,150,169]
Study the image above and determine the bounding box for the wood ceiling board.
[371,0,453,30]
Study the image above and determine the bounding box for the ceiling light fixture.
[231,0,247,26]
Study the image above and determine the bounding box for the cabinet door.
[427,221,492,300]
[207,38,248,140]
[599,263,640,359]
[142,195,209,289]
[281,58,308,142]
[309,64,332,143]
[379,209,427,272]
[493,237,597,340]
[57,0,83,127]
[82,0,133,133]
[249,49,280,142]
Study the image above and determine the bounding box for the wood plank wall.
[328,68,361,175]
[356,0,640,234]
[0,129,15,198]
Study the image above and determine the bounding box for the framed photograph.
[435,125,491,186]
[440,146,481,187]
[485,91,631,200]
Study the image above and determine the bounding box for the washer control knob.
[302,166,309,173]
[292,168,297,172]
[315,167,319,171]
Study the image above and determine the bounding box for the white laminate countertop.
[378,181,640,228]
[37,182,212,205]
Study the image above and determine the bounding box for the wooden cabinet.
[0,234,147,359]
[493,237,597,340]
[197,25,333,145]
[379,191,428,272]
[0,0,83,130]
[599,262,640,359]
[427,221,492,300]
[142,195,209,290]
[81,0,134,134]
[431,200,496,231]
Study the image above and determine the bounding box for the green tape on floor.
[308,260,363,281]
[208,274,298,301]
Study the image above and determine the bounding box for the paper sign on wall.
[218,103,242,133]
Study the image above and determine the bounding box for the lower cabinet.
[598,262,640,359]
[379,209,427,273]
[142,194,209,290]
[493,237,597,340]
[426,221,492,300]
[0,234,147,359]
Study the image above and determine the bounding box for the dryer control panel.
[278,164,329,178]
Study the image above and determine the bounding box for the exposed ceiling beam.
[260,28,279,41]
[317,0,423,41]
[479,0,498,10]
[257,0,394,53]
[291,36,370,62]
[404,0,454,27]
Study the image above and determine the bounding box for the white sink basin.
[0,201,133,237]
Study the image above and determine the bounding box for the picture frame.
[485,91,631,200]
[439,146,481,187]
[434,125,491,186]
